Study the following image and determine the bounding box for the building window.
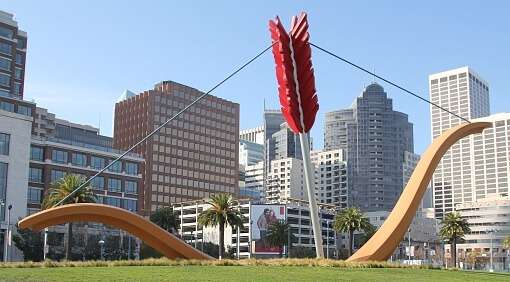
[15,53,23,65]
[27,187,42,204]
[0,133,9,155]
[0,101,14,112]
[0,162,7,220]
[71,153,87,167]
[0,26,14,39]
[13,83,23,96]
[123,199,137,212]
[17,38,27,49]
[51,150,67,164]
[0,73,10,86]
[29,167,43,183]
[125,162,138,175]
[0,57,11,71]
[107,160,122,173]
[17,105,30,116]
[50,170,65,183]
[91,156,105,170]
[30,146,44,161]
[125,181,138,194]
[0,42,12,55]
[108,178,121,193]
[14,68,22,80]
[90,176,105,190]
[105,197,121,208]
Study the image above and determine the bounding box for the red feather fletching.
[269,12,319,134]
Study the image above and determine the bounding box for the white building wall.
[0,109,32,261]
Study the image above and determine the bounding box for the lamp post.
[99,239,105,261]
[326,220,330,259]
[407,228,411,263]
[4,204,11,262]
[43,228,49,260]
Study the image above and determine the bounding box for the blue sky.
[3,1,509,153]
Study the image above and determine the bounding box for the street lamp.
[99,239,105,261]
[487,228,500,273]
[326,220,330,259]
[2,203,12,263]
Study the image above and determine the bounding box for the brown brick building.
[114,81,240,215]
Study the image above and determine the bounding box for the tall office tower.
[324,83,414,211]
[263,110,285,168]
[267,122,302,162]
[114,81,240,215]
[239,140,264,167]
[0,11,27,100]
[239,126,264,145]
[429,67,490,219]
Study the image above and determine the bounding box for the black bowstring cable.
[54,42,276,207]
[310,42,470,124]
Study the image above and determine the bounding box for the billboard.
[251,204,286,254]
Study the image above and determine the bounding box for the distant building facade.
[324,83,414,212]
[0,11,27,100]
[114,81,240,215]
[239,140,264,167]
[239,126,264,145]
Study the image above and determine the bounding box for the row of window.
[0,101,31,116]
[0,42,24,63]
[28,167,138,194]
[30,146,138,175]
[97,195,137,211]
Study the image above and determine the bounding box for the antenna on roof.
[98,112,101,134]
[372,67,376,83]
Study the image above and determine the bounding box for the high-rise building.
[324,83,414,212]
[239,140,264,167]
[114,81,240,215]
[428,67,490,219]
[239,126,264,145]
[267,122,302,162]
[263,110,285,173]
[0,11,27,100]
[242,161,264,200]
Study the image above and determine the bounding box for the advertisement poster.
[251,204,286,254]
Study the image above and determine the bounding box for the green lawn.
[0,266,508,282]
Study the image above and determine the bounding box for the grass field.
[1,265,509,282]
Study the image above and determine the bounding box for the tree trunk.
[348,230,354,257]
[452,238,457,268]
[66,222,73,261]
[219,223,224,260]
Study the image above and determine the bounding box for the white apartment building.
[173,198,337,259]
[429,66,490,219]
[311,149,348,208]
[265,150,349,208]
[0,106,32,262]
[265,158,304,203]
[454,196,510,271]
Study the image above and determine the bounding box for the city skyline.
[2,1,510,153]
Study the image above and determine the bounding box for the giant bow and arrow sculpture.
[269,12,324,258]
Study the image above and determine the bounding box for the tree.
[359,223,377,248]
[12,226,44,261]
[503,235,510,270]
[198,193,244,259]
[150,206,179,233]
[42,174,96,260]
[333,207,371,257]
[439,212,470,268]
[265,220,293,258]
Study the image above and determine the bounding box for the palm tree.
[42,174,96,260]
[333,207,371,257]
[150,207,179,233]
[503,235,510,270]
[439,212,470,268]
[198,194,244,259]
[265,220,293,258]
